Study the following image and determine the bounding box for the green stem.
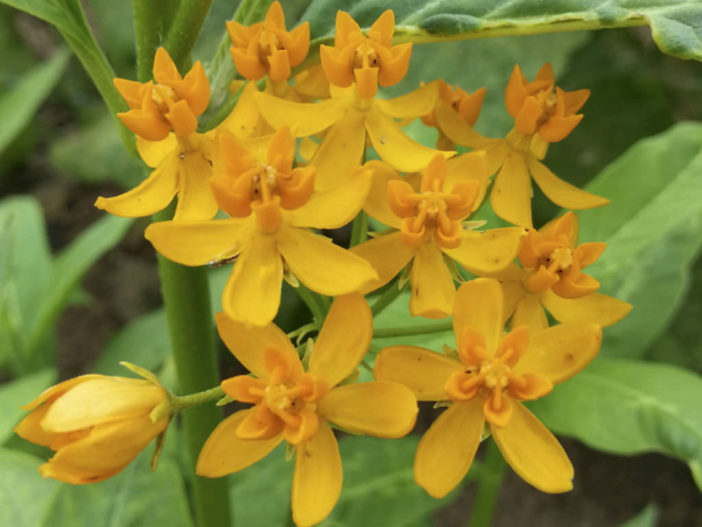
[469,441,507,527]
[154,214,231,527]
[163,0,213,72]
[294,283,330,325]
[172,386,225,411]
[132,0,166,82]
[373,321,452,339]
[349,211,369,247]
[370,280,404,317]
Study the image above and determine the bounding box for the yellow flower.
[197,294,417,526]
[374,278,602,497]
[320,9,412,100]
[145,127,378,326]
[352,154,525,318]
[226,1,310,83]
[96,47,218,220]
[501,212,632,332]
[435,63,609,227]
[14,374,170,484]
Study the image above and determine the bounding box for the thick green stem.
[370,281,404,316]
[373,321,452,339]
[163,0,213,72]
[349,211,369,247]
[469,441,507,527]
[132,0,167,82]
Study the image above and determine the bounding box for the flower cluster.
[16,3,632,526]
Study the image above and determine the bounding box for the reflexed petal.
[223,232,282,326]
[409,242,454,318]
[414,400,484,498]
[145,217,253,266]
[511,294,548,333]
[310,294,372,387]
[94,154,179,218]
[42,378,164,432]
[514,322,601,384]
[196,410,284,477]
[365,109,452,173]
[542,290,632,328]
[528,157,609,210]
[500,274,526,322]
[434,102,490,149]
[453,278,504,355]
[484,139,511,176]
[309,110,366,190]
[42,413,166,484]
[374,346,461,401]
[277,225,377,295]
[491,151,532,227]
[285,169,371,229]
[363,161,403,228]
[292,421,342,527]
[374,81,438,119]
[215,312,301,380]
[137,135,177,168]
[254,91,349,136]
[173,153,218,220]
[351,232,413,294]
[444,227,525,275]
[318,381,417,437]
[491,402,573,493]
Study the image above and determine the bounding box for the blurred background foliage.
[0,1,701,526]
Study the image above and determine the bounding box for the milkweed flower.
[353,154,525,318]
[436,63,608,227]
[197,294,418,526]
[145,126,377,326]
[95,47,218,221]
[374,278,602,497]
[14,374,170,484]
[500,212,632,331]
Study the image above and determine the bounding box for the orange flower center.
[352,39,379,70]
[533,89,558,127]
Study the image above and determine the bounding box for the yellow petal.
[310,109,366,191]
[490,151,532,227]
[511,294,548,333]
[443,227,526,275]
[309,293,372,387]
[452,278,504,355]
[414,399,484,498]
[514,322,601,384]
[215,312,302,380]
[196,409,284,477]
[374,345,461,401]
[491,402,573,493]
[434,101,490,149]
[292,421,342,527]
[541,290,632,328]
[173,153,218,221]
[14,404,57,446]
[318,381,417,437]
[363,160,403,228]
[374,81,438,119]
[254,91,349,136]
[219,82,268,139]
[42,413,167,484]
[410,242,454,318]
[277,225,377,295]
[365,109,452,173]
[444,151,488,210]
[484,139,511,177]
[527,157,609,210]
[94,153,179,217]
[351,232,414,294]
[145,217,253,266]
[223,232,282,326]
[284,169,371,229]
[137,134,178,168]
[18,375,104,411]
[42,378,164,432]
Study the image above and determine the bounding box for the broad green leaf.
[530,357,702,491]
[0,47,69,156]
[0,368,55,443]
[577,123,702,358]
[26,214,134,363]
[0,448,61,527]
[621,504,660,527]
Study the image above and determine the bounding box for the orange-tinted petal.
[452,278,504,355]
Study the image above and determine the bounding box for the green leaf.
[577,123,702,358]
[530,357,702,491]
[621,504,660,527]
[0,368,56,443]
[0,46,69,156]
[0,448,61,527]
